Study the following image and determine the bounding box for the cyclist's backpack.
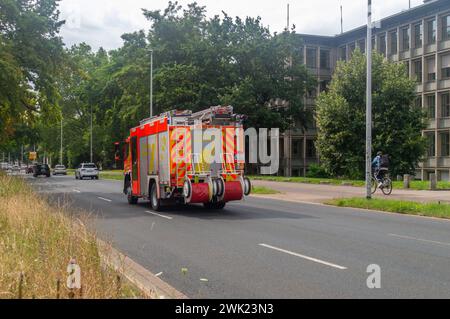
[380,154,389,168]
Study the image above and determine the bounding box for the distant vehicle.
[75,163,99,180]
[33,164,51,178]
[53,164,67,175]
[0,162,8,170]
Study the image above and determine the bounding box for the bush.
[306,163,330,178]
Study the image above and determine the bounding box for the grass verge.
[250,175,450,191]
[251,185,280,195]
[67,170,123,181]
[0,173,143,299]
[325,197,450,219]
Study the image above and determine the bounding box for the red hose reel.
[183,179,212,204]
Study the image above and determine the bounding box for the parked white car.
[75,163,99,180]
[53,164,67,175]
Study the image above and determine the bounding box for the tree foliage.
[0,0,65,145]
[1,1,315,168]
[315,49,427,178]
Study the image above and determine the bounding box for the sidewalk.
[252,180,450,204]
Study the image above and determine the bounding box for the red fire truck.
[123,106,251,211]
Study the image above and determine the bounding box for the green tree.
[315,49,427,179]
[0,0,65,149]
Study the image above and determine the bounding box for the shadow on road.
[46,192,315,222]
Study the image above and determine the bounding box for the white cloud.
[58,0,425,51]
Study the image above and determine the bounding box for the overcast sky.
[59,0,424,51]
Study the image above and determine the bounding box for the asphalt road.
[28,175,450,298]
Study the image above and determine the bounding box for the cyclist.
[372,151,388,188]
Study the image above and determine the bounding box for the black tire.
[381,178,393,195]
[215,178,224,197]
[183,179,192,200]
[243,177,251,196]
[371,177,378,194]
[150,182,161,211]
[127,185,138,205]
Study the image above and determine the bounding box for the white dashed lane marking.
[259,243,347,270]
[145,211,173,220]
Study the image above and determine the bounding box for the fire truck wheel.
[243,177,251,196]
[126,186,138,205]
[150,183,161,211]
[215,178,224,197]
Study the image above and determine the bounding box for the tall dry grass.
[0,174,141,299]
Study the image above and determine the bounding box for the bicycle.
[371,168,392,195]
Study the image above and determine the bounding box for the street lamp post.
[60,115,63,165]
[150,49,154,118]
[366,0,373,199]
[90,104,93,163]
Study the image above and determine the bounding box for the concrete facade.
[281,0,450,180]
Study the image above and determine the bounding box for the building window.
[426,133,435,157]
[404,61,410,78]
[427,58,436,81]
[427,19,436,44]
[442,15,450,40]
[414,96,422,108]
[441,132,450,157]
[401,27,410,51]
[306,139,316,158]
[320,80,329,92]
[358,39,365,53]
[427,95,436,119]
[378,34,386,56]
[413,59,422,84]
[389,30,398,55]
[338,46,347,61]
[292,139,303,158]
[414,23,422,48]
[306,48,317,68]
[442,54,450,79]
[320,49,330,69]
[349,42,356,57]
[442,93,450,118]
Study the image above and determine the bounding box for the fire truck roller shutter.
[148,134,158,175]
[139,136,149,196]
[158,131,170,184]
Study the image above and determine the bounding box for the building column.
[303,137,307,177]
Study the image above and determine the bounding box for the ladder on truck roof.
[139,110,193,126]
[138,106,242,126]
[190,106,234,125]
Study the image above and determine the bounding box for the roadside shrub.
[306,164,330,178]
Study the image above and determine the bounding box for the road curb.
[251,194,450,223]
[97,240,188,299]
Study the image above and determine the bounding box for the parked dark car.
[33,164,51,177]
